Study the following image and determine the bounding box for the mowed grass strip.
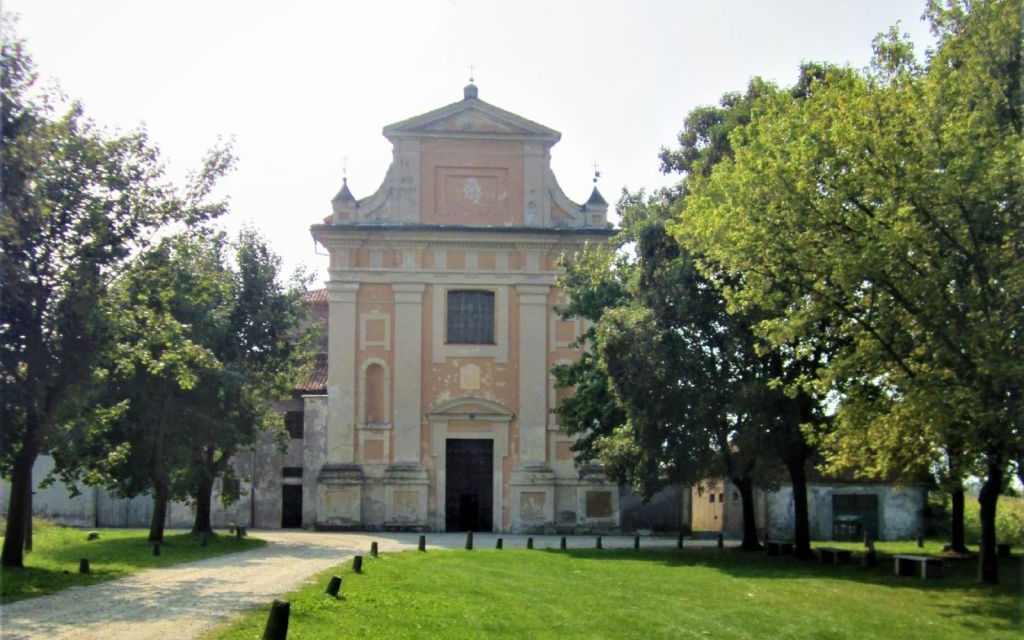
[209,544,1021,640]
[0,520,265,603]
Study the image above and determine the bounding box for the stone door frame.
[427,397,512,531]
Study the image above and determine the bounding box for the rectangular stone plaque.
[586,490,613,518]
[520,491,547,521]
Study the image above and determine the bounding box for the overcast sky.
[7,0,935,283]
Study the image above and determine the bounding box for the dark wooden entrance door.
[445,439,494,532]
[281,484,302,528]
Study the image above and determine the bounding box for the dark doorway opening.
[832,493,879,541]
[282,484,303,528]
[445,439,494,532]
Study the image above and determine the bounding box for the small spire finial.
[592,161,601,183]
[468,63,475,83]
[342,155,348,182]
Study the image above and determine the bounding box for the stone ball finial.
[464,83,478,100]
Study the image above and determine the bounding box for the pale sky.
[7,0,935,283]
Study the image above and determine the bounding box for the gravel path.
[0,531,705,640]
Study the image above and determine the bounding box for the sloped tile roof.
[303,288,328,304]
[294,353,328,394]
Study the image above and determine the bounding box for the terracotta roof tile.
[294,353,328,394]
[303,288,328,304]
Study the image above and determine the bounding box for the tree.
[49,231,229,542]
[180,228,315,534]
[0,19,232,567]
[557,195,775,551]
[678,0,1022,583]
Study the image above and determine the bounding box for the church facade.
[302,83,619,532]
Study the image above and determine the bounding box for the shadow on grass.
[1,531,264,604]
[539,546,1022,633]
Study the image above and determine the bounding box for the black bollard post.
[262,599,290,640]
[153,543,161,557]
[717,533,724,549]
[560,536,566,550]
[527,537,534,549]
[325,575,342,597]
[352,555,363,573]
[634,534,640,551]
[465,531,474,550]
[79,558,91,574]
[370,541,378,558]
[596,536,602,550]
[418,534,426,552]
[863,531,871,548]
[677,532,684,549]
[917,535,924,548]
[496,537,503,550]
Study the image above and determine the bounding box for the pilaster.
[392,283,426,463]
[326,282,359,464]
[516,284,550,465]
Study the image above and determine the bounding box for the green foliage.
[0,521,264,603]
[0,15,234,567]
[677,0,1023,482]
[210,547,1020,640]
[966,495,1024,546]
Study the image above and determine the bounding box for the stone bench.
[765,541,794,556]
[817,547,853,565]
[894,554,943,579]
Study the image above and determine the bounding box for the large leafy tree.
[557,195,778,551]
[679,0,1022,583]
[0,20,232,567]
[49,231,230,542]
[181,228,315,534]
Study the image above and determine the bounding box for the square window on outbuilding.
[446,290,495,345]
[284,411,304,440]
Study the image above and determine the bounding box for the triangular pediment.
[425,396,515,421]
[383,97,561,142]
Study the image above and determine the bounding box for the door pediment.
[426,396,514,422]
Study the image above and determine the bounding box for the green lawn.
[0,520,265,603]
[208,544,1021,640]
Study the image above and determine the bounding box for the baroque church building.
[298,83,620,532]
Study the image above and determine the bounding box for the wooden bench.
[765,541,794,556]
[817,547,854,565]
[894,555,943,579]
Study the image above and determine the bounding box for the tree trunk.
[192,475,214,535]
[734,476,762,551]
[149,480,169,543]
[2,439,39,568]
[977,462,1002,585]
[950,485,968,553]
[786,458,815,560]
[24,477,33,553]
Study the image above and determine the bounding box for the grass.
[0,520,265,603]
[208,542,1021,640]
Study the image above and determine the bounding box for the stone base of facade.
[314,461,622,533]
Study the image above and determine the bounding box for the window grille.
[446,290,495,345]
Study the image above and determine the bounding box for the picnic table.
[817,547,854,565]
[894,554,943,579]
[765,541,794,556]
